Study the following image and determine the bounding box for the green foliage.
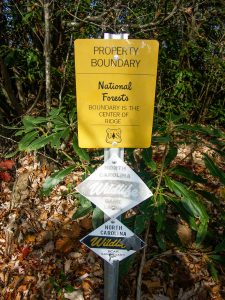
[41,165,76,196]
[131,120,225,258]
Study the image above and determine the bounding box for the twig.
[25,81,43,115]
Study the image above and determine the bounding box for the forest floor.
[0,138,225,300]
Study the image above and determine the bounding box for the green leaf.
[27,135,53,151]
[64,285,74,293]
[207,261,218,281]
[164,146,177,167]
[22,116,47,131]
[50,129,70,149]
[139,199,154,216]
[15,129,26,136]
[171,166,207,183]
[209,255,225,265]
[41,165,75,196]
[177,124,224,138]
[155,232,166,250]
[78,194,92,209]
[168,197,198,231]
[152,136,171,143]
[142,148,157,171]
[18,131,38,151]
[165,176,209,222]
[204,154,225,185]
[196,221,208,245]
[72,134,90,162]
[214,238,225,253]
[154,194,166,232]
[92,207,104,229]
[134,215,146,234]
[72,206,93,220]
[49,108,61,117]
[5,149,19,158]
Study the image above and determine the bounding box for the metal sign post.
[74,33,159,300]
[104,32,128,300]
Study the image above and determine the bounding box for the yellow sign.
[74,39,159,148]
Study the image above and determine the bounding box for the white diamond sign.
[80,218,145,264]
[76,154,152,218]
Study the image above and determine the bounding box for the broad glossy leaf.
[209,255,225,265]
[72,134,90,162]
[27,135,53,151]
[165,176,208,222]
[171,165,207,183]
[196,221,208,245]
[49,108,61,117]
[152,136,171,143]
[15,129,26,136]
[204,154,225,185]
[177,124,224,138]
[154,194,166,232]
[168,197,198,231]
[214,238,225,253]
[41,165,75,195]
[142,148,157,171]
[155,232,166,250]
[5,149,19,158]
[78,194,92,209]
[50,129,70,148]
[18,131,38,150]
[92,207,104,229]
[164,146,177,167]
[207,261,218,281]
[22,116,47,131]
[72,206,93,220]
[134,214,146,234]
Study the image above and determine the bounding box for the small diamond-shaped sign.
[76,154,152,218]
[80,218,145,264]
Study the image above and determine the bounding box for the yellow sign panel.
[74,39,159,148]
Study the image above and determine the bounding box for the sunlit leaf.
[171,165,207,183]
[196,221,208,245]
[134,214,146,234]
[92,207,104,229]
[207,261,218,281]
[204,154,225,185]
[27,135,53,151]
[72,134,90,162]
[142,148,157,171]
[164,146,177,167]
[72,206,93,220]
[41,165,75,195]
[152,136,171,143]
[18,131,38,150]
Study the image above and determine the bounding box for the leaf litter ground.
[0,143,225,299]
